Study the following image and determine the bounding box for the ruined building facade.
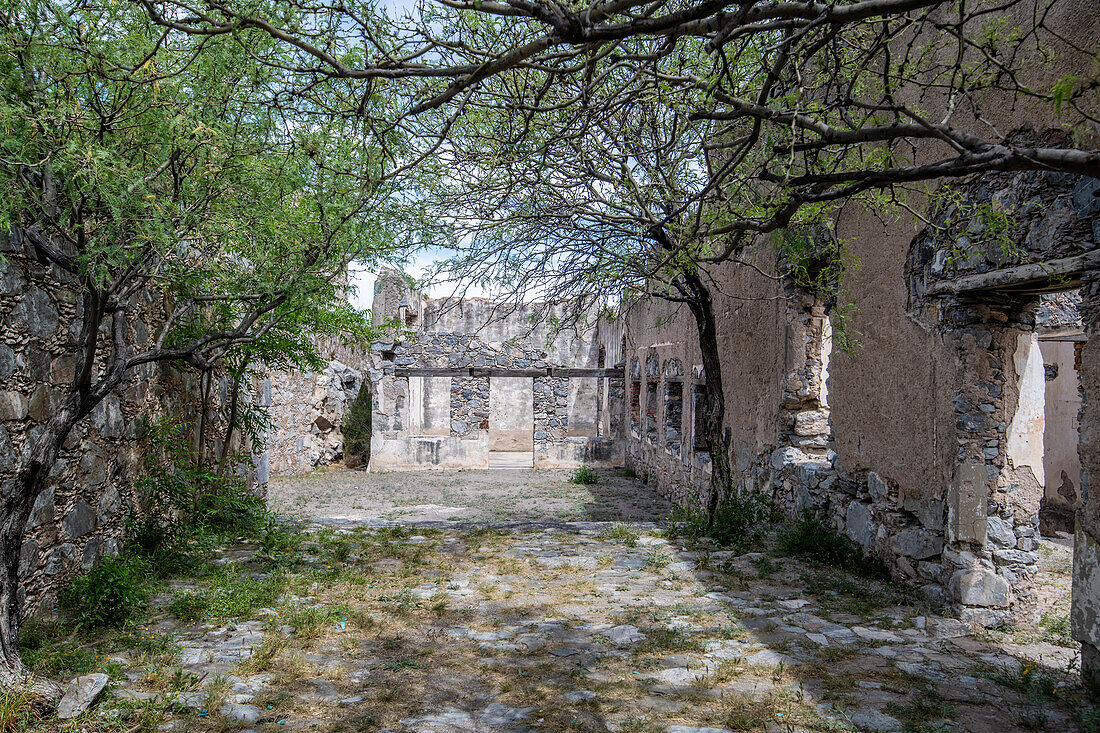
[613,173,1098,671]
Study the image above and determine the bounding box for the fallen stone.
[58,673,109,719]
[563,690,596,703]
[481,702,533,725]
[850,709,902,732]
[220,703,262,724]
[605,625,645,645]
[745,650,798,667]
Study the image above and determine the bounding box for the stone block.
[0,344,16,381]
[890,528,943,560]
[845,501,876,549]
[91,395,124,439]
[992,548,1037,566]
[867,472,888,502]
[13,286,59,341]
[793,410,829,436]
[0,426,11,472]
[0,391,29,420]
[97,485,122,523]
[63,499,96,539]
[1072,522,1100,649]
[949,568,1010,607]
[986,516,1015,549]
[947,462,987,545]
[27,487,55,529]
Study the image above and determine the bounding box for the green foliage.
[599,524,639,547]
[59,555,151,629]
[779,511,889,579]
[168,566,287,622]
[132,416,276,567]
[342,382,373,466]
[569,465,599,485]
[927,186,1022,268]
[667,490,779,551]
[18,621,100,677]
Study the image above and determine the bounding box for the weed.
[0,687,32,732]
[600,523,639,547]
[287,604,352,639]
[667,490,778,551]
[59,555,151,628]
[569,465,599,485]
[751,555,779,576]
[645,547,670,569]
[382,658,422,671]
[885,687,955,732]
[168,566,286,622]
[18,621,99,676]
[1039,610,1073,647]
[780,511,888,578]
[617,467,638,479]
[801,570,918,615]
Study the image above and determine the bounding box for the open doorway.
[1005,290,1082,641]
[489,377,534,468]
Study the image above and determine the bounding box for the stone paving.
[83,470,1088,732]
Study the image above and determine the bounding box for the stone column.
[1072,274,1100,679]
[944,300,1041,627]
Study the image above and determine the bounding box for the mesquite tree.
[133,0,1099,509]
[0,0,402,696]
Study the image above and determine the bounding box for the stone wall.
[1,234,260,614]
[366,272,623,470]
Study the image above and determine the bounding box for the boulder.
[58,673,109,719]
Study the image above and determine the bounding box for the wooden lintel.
[924,249,1100,297]
[470,368,550,378]
[392,367,623,378]
[549,368,624,378]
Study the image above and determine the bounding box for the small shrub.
[668,490,778,551]
[59,555,150,628]
[616,467,637,479]
[342,383,373,467]
[779,511,888,578]
[569,465,599,485]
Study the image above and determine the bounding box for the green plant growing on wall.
[927,186,1024,269]
[772,228,863,353]
[342,383,373,468]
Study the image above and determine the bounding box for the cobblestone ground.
[67,470,1089,732]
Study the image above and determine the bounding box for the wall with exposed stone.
[1,232,261,615]
[366,272,623,470]
[617,163,1099,643]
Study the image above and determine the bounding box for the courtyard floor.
[31,469,1092,732]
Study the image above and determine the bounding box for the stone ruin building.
[265,272,625,473]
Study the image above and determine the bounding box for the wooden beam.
[924,250,1100,297]
[391,366,623,378]
[549,368,624,378]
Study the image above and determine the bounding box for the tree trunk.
[0,394,84,704]
[679,267,732,522]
